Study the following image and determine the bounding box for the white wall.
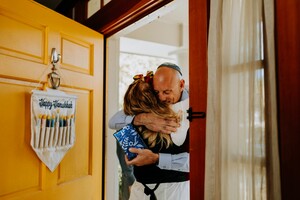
[105,38,120,200]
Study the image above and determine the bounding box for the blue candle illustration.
[62,116,67,146]
[44,115,51,148]
[49,114,55,147]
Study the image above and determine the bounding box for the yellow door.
[0,0,103,199]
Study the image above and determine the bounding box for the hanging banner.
[30,89,77,172]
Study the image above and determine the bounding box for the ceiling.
[34,0,188,47]
[34,0,187,26]
[35,0,63,9]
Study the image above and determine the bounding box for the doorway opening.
[105,0,188,199]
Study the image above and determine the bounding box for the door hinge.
[187,107,206,122]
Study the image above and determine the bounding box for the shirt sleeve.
[108,110,134,130]
[157,152,189,172]
[171,98,189,146]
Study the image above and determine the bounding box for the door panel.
[0,82,41,196]
[0,0,103,199]
[276,0,300,199]
[61,34,93,74]
[189,0,208,199]
[0,9,47,64]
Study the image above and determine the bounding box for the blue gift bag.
[113,124,148,160]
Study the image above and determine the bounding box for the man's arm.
[125,148,189,172]
[109,111,188,171]
[158,152,189,172]
[109,110,179,134]
[133,112,179,134]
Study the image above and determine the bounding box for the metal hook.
[48,48,61,89]
[50,48,61,68]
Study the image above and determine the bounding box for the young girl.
[123,71,189,200]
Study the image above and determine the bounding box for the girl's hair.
[123,79,178,149]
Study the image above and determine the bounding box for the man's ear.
[180,79,185,90]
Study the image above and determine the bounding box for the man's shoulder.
[181,88,189,101]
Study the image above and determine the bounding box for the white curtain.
[205,0,281,199]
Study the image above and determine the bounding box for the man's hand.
[133,113,179,134]
[125,148,159,166]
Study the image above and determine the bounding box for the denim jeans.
[117,142,135,200]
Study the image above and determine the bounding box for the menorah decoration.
[30,89,77,172]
